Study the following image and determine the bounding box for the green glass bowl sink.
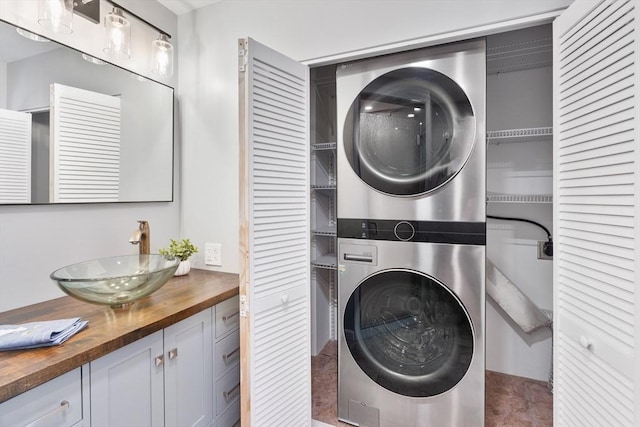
[51,254,180,308]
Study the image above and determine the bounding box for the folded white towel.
[0,318,88,351]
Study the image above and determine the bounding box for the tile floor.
[312,341,553,427]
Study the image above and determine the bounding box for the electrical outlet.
[537,241,553,260]
[205,243,222,266]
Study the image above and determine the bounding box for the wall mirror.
[0,19,173,205]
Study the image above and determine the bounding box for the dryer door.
[343,269,474,397]
[343,67,476,196]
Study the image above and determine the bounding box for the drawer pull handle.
[222,311,240,322]
[232,419,241,427]
[222,346,240,363]
[155,355,164,366]
[168,348,178,360]
[25,400,69,427]
[344,253,373,263]
[223,382,240,400]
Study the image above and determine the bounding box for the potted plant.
[159,238,199,276]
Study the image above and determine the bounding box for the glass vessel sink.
[51,255,180,308]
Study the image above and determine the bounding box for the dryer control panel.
[337,218,486,245]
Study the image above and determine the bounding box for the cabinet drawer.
[216,397,240,427]
[215,295,239,338]
[0,368,83,427]
[215,364,240,416]
[215,329,240,379]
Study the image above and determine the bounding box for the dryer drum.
[343,269,474,397]
[343,67,476,196]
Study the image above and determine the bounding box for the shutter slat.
[0,108,31,203]
[554,1,638,424]
[241,37,310,426]
[51,83,121,203]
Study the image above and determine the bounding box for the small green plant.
[159,238,199,261]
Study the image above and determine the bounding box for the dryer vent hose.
[487,214,553,257]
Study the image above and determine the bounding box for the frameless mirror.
[0,19,173,204]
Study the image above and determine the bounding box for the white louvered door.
[50,83,121,202]
[553,1,639,426]
[238,38,311,426]
[0,108,31,203]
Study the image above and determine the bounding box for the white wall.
[0,60,6,108]
[0,0,180,312]
[178,0,571,380]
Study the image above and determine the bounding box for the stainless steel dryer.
[337,39,485,222]
[337,221,485,427]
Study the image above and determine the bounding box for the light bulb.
[104,7,131,59]
[38,0,73,34]
[151,34,174,78]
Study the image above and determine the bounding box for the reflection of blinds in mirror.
[0,108,32,203]
[50,83,121,203]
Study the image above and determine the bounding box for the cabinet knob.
[579,335,592,350]
[168,348,178,360]
[155,355,164,366]
[281,294,289,304]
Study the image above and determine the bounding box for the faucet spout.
[129,220,150,255]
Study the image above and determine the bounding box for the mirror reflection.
[0,20,173,204]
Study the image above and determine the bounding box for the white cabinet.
[90,298,240,427]
[213,295,240,426]
[164,309,213,427]
[91,331,165,427]
[0,367,87,427]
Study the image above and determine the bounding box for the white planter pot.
[174,260,191,276]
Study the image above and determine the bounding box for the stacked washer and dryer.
[336,39,486,427]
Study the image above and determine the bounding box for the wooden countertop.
[0,269,239,403]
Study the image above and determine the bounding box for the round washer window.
[343,67,476,196]
[343,269,474,397]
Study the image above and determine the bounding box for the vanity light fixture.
[104,6,131,60]
[38,0,74,34]
[150,33,174,78]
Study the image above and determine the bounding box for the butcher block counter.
[0,269,239,403]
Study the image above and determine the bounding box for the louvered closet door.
[50,83,121,202]
[239,38,311,426]
[0,108,31,203]
[553,1,639,426]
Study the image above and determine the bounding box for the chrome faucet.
[129,220,150,255]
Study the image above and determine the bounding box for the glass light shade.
[81,53,105,65]
[16,27,50,42]
[104,7,131,59]
[38,0,73,34]
[151,34,174,78]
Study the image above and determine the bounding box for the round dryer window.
[343,67,476,196]
[343,269,474,397]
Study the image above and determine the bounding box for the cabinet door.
[553,1,639,426]
[164,309,213,427]
[90,331,164,427]
[239,37,311,426]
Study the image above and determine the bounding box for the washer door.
[343,67,476,196]
[343,269,474,397]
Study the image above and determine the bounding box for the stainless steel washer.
[337,39,486,222]
[338,234,485,427]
